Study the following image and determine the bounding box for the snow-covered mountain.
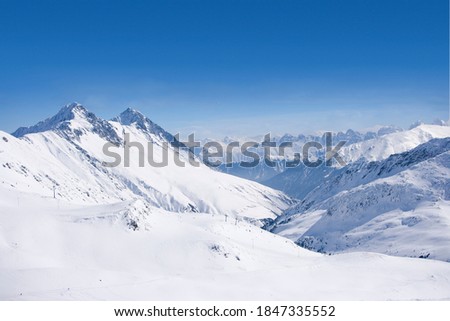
[264,124,450,199]
[208,124,446,182]
[2,103,291,221]
[111,107,176,143]
[2,187,450,300]
[1,103,450,300]
[270,137,450,262]
[12,103,122,145]
[338,124,450,163]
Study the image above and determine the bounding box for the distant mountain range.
[268,137,450,261]
[205,121,450,262]
[208,121,448,182]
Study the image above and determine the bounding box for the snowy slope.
[264,124,450,198]
[271,138,450,261]
[1,187,449,300]
[339,124,450,163]
[289,138,450,207]
[2,103,291,220]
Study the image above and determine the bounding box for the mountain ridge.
[1,103,293,221]
[270,137,450,261]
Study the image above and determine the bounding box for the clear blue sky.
[0,0,448,137]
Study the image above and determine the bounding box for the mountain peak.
[123,107,141,114]
[60,102,86,113]
[12,103,121,144]
[12,103,89,137]
[115,108,146,125]
[112,108,174,142]
[54,102,88,121]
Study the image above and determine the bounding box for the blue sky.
[0,0,448,138]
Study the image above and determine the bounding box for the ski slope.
[1,188,449,300]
